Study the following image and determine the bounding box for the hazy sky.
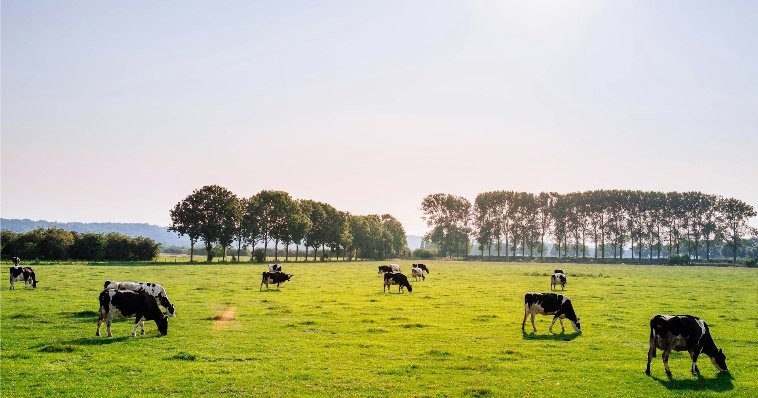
[2,1,757,235]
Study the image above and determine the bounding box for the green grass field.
[2,261,757,397]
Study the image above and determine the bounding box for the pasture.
[2,261,757,397]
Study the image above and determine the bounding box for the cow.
[260,272,292,290]
[96,290,168,337]
[390,264,401,272]
[12,256,20,266]
[383,272,412,293]
[9,267,38,290]
[522,293,582,334]
[413,263,430,274]
[268,264,282,272]
[411,266,425,281]
[103,281,176,317]
[551,271,567,291]
[377,265,393,274]
[645,315,729,377]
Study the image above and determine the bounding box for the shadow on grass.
[65,336,130,346]
[521,330,581,341]
[650,373,734,392]
[60,310,99,320]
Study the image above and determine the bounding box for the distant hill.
[406,235,423,251]
[0,219,189,247]
[2,219,424,251]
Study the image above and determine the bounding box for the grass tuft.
[170,352,197,361]
[39,344,75,353]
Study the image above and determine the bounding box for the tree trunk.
[237,239,242,262]
[296,244,299,262]
[205,241,213,263]
[705,239,710,261]
[305,246,309,262]
[190,241,195,263]
[285,244,289,262]
[274,240,279,261]
[264,236,269,263]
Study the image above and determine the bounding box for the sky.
[2,0,757,236]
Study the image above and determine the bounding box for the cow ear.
[719,349,723,353]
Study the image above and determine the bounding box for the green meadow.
[2,261,756,397]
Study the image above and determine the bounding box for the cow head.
[571,317,582,333]
[286,274,293,281]
[155,315,169,335]
[406,284,412,293]
[159,296,176,317]
[711,349,728,373]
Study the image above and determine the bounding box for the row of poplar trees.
[169,185,409,262]
[422,190,757,263]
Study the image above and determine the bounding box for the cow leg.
[549,316,558,333]
[689,350,700,376]
[521,306,528,331]
[646,339,656,375]
[662,350,672,377]
[132,316,144,337]
[140,317,146,335]
[559,318,566,332]
[106,315,113,338]
[530,313,537,332]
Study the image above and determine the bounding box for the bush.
[412,248,435,259]
[667,253,691,265]
[744,258,757,267]
[253,248,266,263]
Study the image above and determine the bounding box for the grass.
[1,261,757,397]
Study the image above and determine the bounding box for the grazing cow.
[413,263,430,274]
[551,272,567,291]
[522,293,582,333]
[646,315,729,377]
[377,265,393,274]
[268,264,282,272]
[383,272,412,293]
[411,266,425,281]
[96,290,168,337]
[260,272,292,290]
[9,267,38,290]
[390,264,401,272]
[103,281,176,317]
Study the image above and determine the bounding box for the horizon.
[3,1,758,236]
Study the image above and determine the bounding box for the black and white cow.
[260,272,292,290]
[377,265,393,274]
[9,266,38,290]
[268,264,282,272]
[96,290,168,337]
[646,315,728,377]
[413,263,430,274]
[103,281,176,317]
[411,266,425,281]
[390,264,401,272]
[550,271,567,291]
[522,293,582,333]
[383,272,412,293]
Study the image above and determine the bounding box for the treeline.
[169,185,409,262]
[422,190,757,263]
[0,228,160,261]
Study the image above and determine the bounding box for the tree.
[173,185,238,262]
[169,195,203,262]
[300,199,327,261]
[421,193,471,257]
[717,197,757,263]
